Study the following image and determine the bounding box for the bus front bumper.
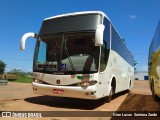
[32,82,98,100]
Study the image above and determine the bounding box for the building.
[135,71,148,80]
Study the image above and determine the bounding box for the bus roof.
[44,11,110,21]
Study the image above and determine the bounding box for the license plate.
[53,89,64,94]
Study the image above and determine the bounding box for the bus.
[148,20,160,101]
[20,11,134,102]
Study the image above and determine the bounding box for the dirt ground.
[0,80,160,120]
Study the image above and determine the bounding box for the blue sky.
[0,0,160,72]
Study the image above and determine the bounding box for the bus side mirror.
[95,24,105,46]
[20,32,38,50]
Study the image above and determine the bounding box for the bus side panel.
[156,65,160,96]
[108,50,134,93]
[148,21,160,98]
[98,50,134,97]
[150,50,160,97]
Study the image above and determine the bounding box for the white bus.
[20,11,134,102]
[148,20,160,101]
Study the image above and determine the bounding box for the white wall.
[135,71,148,80]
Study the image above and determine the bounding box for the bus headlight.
[78,81,97,87]
[33,78,44,84]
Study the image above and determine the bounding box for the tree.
[8,69,31,76]
[0,60,6,74]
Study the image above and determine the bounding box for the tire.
[149,79,152,90]
[151,81,160,102]
[102,79,116,103]
[127,81,131,93]
[105,86,114,103]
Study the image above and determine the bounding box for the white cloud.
[129,15,137,19]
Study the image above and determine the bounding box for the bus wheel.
[104,86,114,103]
[127,80,131,93]
[101,79,116,103]
[151,81,160,102]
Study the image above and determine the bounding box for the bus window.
[100,41,107,72]
[37,41,46,63]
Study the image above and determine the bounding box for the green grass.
[9,75,32,83]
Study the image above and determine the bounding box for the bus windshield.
[34,33,100,74]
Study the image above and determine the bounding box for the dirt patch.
[0,81,160,120]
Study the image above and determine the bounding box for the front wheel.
[104,86,114,103]
[127,81,131,93]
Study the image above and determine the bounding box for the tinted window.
[34,33,100,74]
[152,21,160,53]
[111,25,134,66]
[39,14,101,36]
[103,18,110,48]
[100,41,110,72]
[149,21,160,69]
[100,18,110,72]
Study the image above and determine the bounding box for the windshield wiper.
[63,38,76,74]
